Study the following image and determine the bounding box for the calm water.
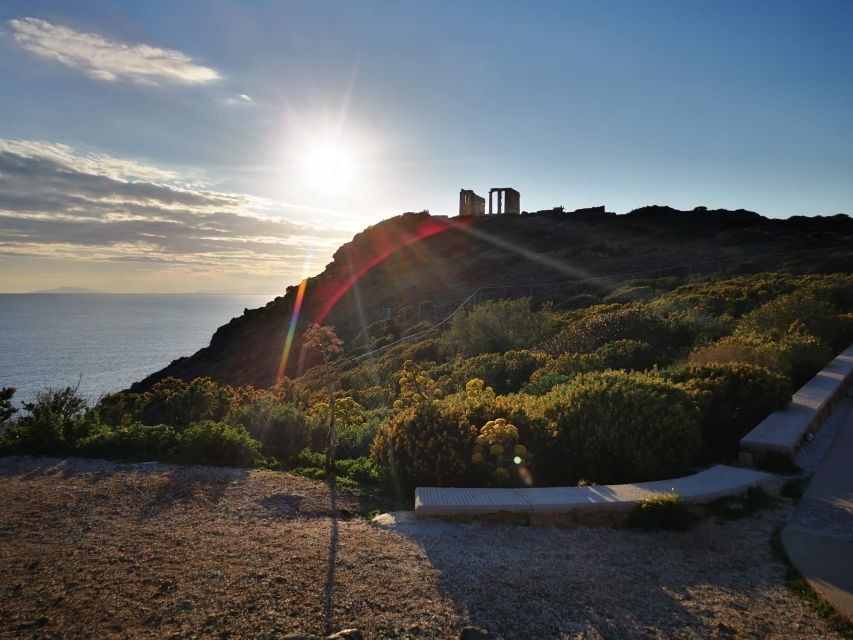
[0,294,272,407]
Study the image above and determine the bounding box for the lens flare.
[276,278,308,384]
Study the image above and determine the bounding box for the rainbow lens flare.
[276,277,308,384]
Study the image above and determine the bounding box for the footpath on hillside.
[784,392,853,621]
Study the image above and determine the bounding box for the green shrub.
[627,492,697,530]
[228,397,311,461]
[546,304,691,359]
[524,352,606,394]
[1,386,97,455]
[307,397,374,458]
[97,391,144,427]
[691,332,832,388]
[141,377,231,429]
[736,290,853,351]
[401,337,442,363]
[171,421,260,467]
[603,284,657,304]
[535,371,702,484]
[443,297,551,357]
[350,386,395,410]
[78,423,177,461]
[661,363,791,456]
[336,457,381,483]
[0,387,17,426]
[594,339,656,371]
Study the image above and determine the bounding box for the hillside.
[131,206,853,391]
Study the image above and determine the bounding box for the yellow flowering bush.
[471,418,530,483]
[372,361,473,488]
[393,359,443,411]
[371,402,476,488]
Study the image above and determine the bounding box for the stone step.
[740,344,853,464]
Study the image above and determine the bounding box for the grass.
[770,528,853,639]
[627,492,699,531]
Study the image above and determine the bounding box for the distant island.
[30,287,99,294]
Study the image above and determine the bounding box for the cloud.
[0,139,351,275]
[221,93,255,107]
[7,17,221,85]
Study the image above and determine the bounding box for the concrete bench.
[415,464,774,525]
[740,345,853,465]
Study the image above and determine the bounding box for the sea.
[0,294,273,408]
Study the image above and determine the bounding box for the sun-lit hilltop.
[131,205,853,391]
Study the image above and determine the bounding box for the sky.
[0,1,852,294]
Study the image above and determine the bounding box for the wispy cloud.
[221,93,255,107]
[0,139,350,276]
[7,17,221,85]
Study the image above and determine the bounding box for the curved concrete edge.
[740,344,853,465]
[782,528,853,623]
[414,464,775,525]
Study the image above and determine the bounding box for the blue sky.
[1,1,852,292]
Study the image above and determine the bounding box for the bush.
[97,391,144,427]
[627,492,697,530]
[661,363,791,456]
[336,457,382,483]
[171,421,260,467]
[437,350,547,395]
[228,397,311,461]
[141,377,231,429]
[401,337,442,363]
[736,290,853,351]
[691,331,832,388]
[471,418,530,484]
[0,387,17,426]
[594,339,657,371]
[443,298,551,357]
[535,371,702,484]
[371,368,477,488]
[308,397,374,459]
[374,402,476,487]
[78,423,177,461]
[547,304,691,359]
[1,386,97,455]
[524,352,606,394]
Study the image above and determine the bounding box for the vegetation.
[627,492,698,531]
[303,323,344,471]
[2,270,852,498]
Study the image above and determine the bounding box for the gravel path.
[0,456,843,639]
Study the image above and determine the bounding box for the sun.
[301,142,353,194]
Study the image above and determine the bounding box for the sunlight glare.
[301,142,353,193]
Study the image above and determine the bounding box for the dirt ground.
[0,456,843,639]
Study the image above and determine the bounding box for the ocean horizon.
[0,293,273,407]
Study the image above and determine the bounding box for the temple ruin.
[458,187,520,216]
[489,187,520,214]
[459,189,485,216]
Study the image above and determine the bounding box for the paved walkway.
[783,393,853,622]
